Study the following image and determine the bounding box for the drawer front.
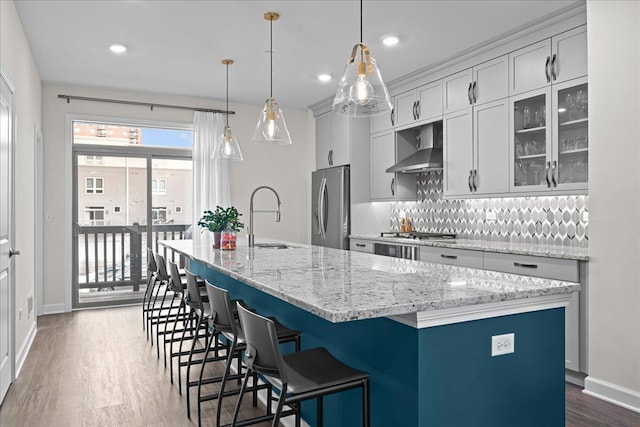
[419,246,484,269]
[483,252,579,282]
[350,238,374,254]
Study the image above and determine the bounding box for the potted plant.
[198,206,244,249]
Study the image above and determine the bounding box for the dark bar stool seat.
[232,303,370,427]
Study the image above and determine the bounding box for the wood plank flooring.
[1,306,639,426]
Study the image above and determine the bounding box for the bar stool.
[197,281,301,427]
[233,303,370,427]
[143,248,160,339]
[181,269,227,419]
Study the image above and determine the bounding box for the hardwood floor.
[1,306,639,426]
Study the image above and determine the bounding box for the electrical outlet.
[491,333,515,356]
[582,212,589,222]
[399,211,406,219]
[486,211,497,221]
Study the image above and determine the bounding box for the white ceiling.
[15,0,579,110]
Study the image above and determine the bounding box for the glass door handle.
[551,160,558,187]
[545,161,552,187]
[9,248,20,257]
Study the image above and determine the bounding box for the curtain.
[192,111,228,240]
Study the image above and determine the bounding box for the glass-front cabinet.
[510,76,588,193]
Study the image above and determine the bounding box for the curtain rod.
[57,94,235,115]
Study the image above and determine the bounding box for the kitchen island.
[160,237,579,427]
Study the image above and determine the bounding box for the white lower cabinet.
[419,246,483,269]
[349,238,374,254]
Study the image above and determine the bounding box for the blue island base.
[191,261,565,427]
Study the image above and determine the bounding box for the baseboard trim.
[40,303,67,315]
[584,376,640,414]
[565,369,586,387]
[15,321,37,377]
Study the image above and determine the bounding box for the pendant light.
[251,12,292,145]
[213,59,243,161]
[332,0,392,117]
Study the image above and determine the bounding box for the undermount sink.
[254,243,290,249]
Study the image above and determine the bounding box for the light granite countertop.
[350,235,589,261]
[160,237,580,324]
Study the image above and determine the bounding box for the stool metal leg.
[230,369,252,427]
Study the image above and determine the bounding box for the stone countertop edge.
[160,239,581,324]
[349,235,589,261]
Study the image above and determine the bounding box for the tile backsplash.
[390,172,588,247]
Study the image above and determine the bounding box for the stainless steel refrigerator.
[312,166,350,249]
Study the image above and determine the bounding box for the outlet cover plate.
[492,333,515,356]
[486,211,497,221]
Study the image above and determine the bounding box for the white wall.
[586,0,640,411]
[41,83,312,312]
[0,0,41,370]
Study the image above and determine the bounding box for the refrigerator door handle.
[322,178,329,238]
[318,177,328,239]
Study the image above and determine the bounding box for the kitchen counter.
[350,234,589,261]
[160,237,579,323]
[161,236,574,427]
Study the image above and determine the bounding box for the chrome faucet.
[248,186,281,247]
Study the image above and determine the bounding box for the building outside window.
[113,206,121,213]
[85,177,104,194]
[85,206,105,226]
[152,207,168,224]
[152,179,166,195]
[85,155,104,165]
[175,206,182,213]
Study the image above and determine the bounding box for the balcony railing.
[76,223,190,291]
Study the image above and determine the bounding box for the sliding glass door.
[72,120,192,308]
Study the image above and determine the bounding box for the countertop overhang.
[160,237,580,324]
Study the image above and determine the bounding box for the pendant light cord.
[270,17,273,99]
[360,0,363,44]
[225,63,229,127]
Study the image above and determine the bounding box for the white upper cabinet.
[443,98,509,198]
[394,80,443,129]
[370,130,418,201]
[443,68,474,114]
[550,26,588,84]
[443,108,474,197]
[316,111,333,169]
[508,39,552,95]
[473,55,509,105]
[370,99,395,134]
[509,25,587,96]
[444,55,508,115]
[315,111,369,170]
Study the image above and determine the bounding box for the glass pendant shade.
[252,98,292,145]
[333,43,392,117]
[214,125,243,160]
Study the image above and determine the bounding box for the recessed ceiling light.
[380,35,400,46]
[318,74,332,82]
[109,44,128,54]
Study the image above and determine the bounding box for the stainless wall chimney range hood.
[386,121,443,174]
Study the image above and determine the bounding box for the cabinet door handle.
[545,56,551,83]
[472,169,478,192]
[391,109,395,126]
[415,100,420,119]
[412,101,416,120]
[467,82,473,105]
[355,243,366,248]
[468,170,473,192]
[551,160,557,187]
[472,81,477,103]
[328,149,333,166]
[514,262,538,269]
[551,54,557,80]
[391,178,396,196]
[545,161,551,187]
[441,254,458,260]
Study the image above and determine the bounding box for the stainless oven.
[374,242,418,260]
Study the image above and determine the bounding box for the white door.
[551,26,588,84]
[370,131,395,200]
[508,39,552,95]
[315,111,332,169]
[0,71,16,403]
[443,68,473,114]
